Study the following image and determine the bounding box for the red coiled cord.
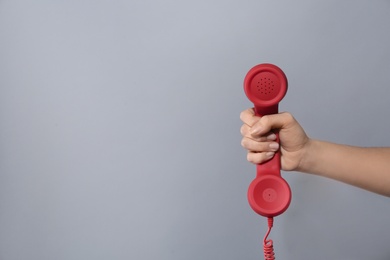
[263,217,275,260]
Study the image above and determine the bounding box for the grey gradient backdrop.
[1,1,390,259]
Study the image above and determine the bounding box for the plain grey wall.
[1,1,390,259]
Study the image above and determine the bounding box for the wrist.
[296,138,316,173]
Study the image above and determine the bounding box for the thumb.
[250,112,292,136]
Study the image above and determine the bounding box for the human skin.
[240,108,390,197]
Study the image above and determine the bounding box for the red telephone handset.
[244,64,291,218]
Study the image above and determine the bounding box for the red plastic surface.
[244,63,291,217]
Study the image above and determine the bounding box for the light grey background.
[1,1,390,259]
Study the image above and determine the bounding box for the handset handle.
[253,105,281,179]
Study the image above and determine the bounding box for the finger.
[240,108,258,126]
[247,151,275,164]
[240,124,250,136]
[250,112,295,136]
[241,124,277,141]
[241,137,279,152]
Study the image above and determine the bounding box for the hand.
[240,108,310,171]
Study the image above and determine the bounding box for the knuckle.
[239,111,245,121]
[260,115,270,126]
[241,138,252,149]
[247,152,262,164]
[281,112,294,123]
[247,153,255,163]
[240,110,249,123]
[240,124,247,136]
[241,138,246,147]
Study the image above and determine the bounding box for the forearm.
[298,139,390,197]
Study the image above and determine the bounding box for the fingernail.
[267,133,277,141]
[265,152,275,159]
[250,126,262,135]
[269,142,279,151]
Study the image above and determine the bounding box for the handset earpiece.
[244,63,291,217]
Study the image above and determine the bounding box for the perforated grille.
[251,72,280,101]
